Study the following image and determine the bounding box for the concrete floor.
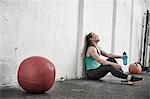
[0,73,150,99]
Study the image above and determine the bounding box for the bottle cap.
[123,52,126,55]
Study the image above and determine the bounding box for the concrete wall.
[145,0,150,10]
[0,0,20,86]
[113,0,145,72]
[114,0,133,72]
[0,0,148,87]
[130,0,145,63]
[0,0,79,86]
[83,0,113,52]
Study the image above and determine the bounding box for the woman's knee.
[103,65,118,72]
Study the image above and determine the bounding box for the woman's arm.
[89,47,121,69]
[101,49,122,59]
[100,49,109,57]
[107,53,122,59]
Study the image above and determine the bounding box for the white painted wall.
[131,0,145,62]
[145,0,150,10]
[114,0,145,72]
[0,0,79,86]
[130,0,145,64]
[114,0,132,71]
[0,0,20,86]
[83,0,113,53]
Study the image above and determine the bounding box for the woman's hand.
[107,54,114,58]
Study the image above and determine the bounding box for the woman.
[84,32,143,83]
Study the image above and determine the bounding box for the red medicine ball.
[17,56,55,93]
[128,63,142,74]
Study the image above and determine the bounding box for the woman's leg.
[87,65,128,80]
[100,65,127,79]
[87,65,143,82]
[87,66,109,80]
[107,58,124,72]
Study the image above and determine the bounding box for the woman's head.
[85,32,100,54]
[86,32,100,46]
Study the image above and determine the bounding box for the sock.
[127,75,132,81]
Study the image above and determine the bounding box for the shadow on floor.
[0,87,50,99]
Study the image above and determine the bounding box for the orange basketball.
[128,63,142,74]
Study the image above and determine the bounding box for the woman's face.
[91,33,100,42]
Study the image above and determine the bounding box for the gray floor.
[0,73,150,99]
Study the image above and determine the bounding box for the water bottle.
[122,52,128,65]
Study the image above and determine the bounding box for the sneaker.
[128,75,143,84]
[121,79,128,82]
